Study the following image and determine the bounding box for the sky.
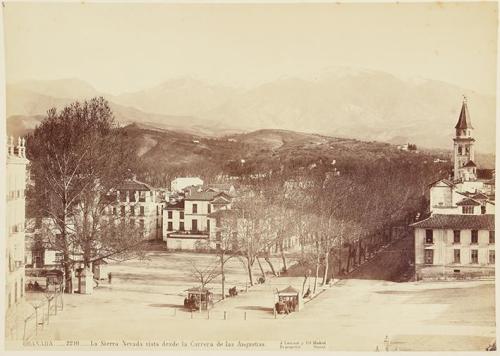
[3,1,498,95]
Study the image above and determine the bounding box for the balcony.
[167,230,209,239]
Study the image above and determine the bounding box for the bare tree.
[27,98,140,293]
[188,258,221,289]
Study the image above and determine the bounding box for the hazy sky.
[3,1,498,95]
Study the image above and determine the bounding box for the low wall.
[416,264,495,280]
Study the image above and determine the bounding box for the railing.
[168,230,209,238]
[24,286,64,341]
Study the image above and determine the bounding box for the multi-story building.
[106,176,165,240]
[412,98,495,280]
[5,137,29,336]
[163,185,233,250]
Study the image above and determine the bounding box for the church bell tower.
[453,96,476,181]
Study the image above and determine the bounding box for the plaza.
[11,251,495,352]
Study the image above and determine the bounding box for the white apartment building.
[163,187,232,250]
[5,137,29,336]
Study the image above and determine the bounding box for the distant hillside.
[118,126,449,189]
[6,67,496,153]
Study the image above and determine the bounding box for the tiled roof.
[410,214,494,230]
[116,178,153,191]
[185,191,220,201]
[185,191,232,202]
[429,178,454,188]
[278,286,299,294]
[456,198,481,206]
[471,193,489,200]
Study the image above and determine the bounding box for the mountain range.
[6,67,496,153]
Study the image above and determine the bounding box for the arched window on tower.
[465,146,470,155]
[458,146,462,155]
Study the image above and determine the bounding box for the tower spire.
[455,95,473,130]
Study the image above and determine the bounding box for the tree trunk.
[338,237,343,276]
[256,257,265,279]
[346,243,352,273]
[279,240,287,273]
[322,249,330,286]
[247,257,254,286]
[63,259,73,294]
[264,255,277,276]
[220,256,225,300]
[358,239,362,266]
[313,260,320,294]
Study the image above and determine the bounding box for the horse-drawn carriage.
[274,285,302,314]
[183,287,214,311]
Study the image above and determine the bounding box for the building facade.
[5,137,29,333]
[163,185,233,250]
[105,177,165,240]
[412,98,495,280]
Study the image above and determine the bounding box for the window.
[453,230,461,244]
[458,146,462,155]
[192,219,198,231]
[130,206,135,216]
[208,204,211,214]
[180,211,184,220]
[453,249,461,264]
[481,206,486,214]
[471,230,478,244]
[465,146,470,155]
[424,249,434,265]
[425,229,433,244]
[471,249,478,264]
[179,222,184,231]
[139,219,145,229]
[462,206,474,214]
[167,211,173,219]
[207,220,211,232]
[55,253,63,263]
[113,207,117,215]
[490,231,495,244]
[167,222,173,231]
[193,204,198,214]
[140,206,145,216]
[130,219,135,226]
[489,250,495,264]
[121,206,126,216]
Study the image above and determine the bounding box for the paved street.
[8,252,494,351]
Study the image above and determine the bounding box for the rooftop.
[455,99,473,130]
[116,178,153,192]
[410,214,494,230]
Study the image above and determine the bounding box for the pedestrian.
[108,272,112,284]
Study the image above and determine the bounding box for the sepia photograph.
[1,0,497,352]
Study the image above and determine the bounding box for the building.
[163,185,233,250]
[105,176,165,240]
[411,98,495,280]
[171,177,204,193]
[5,137,29,335]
